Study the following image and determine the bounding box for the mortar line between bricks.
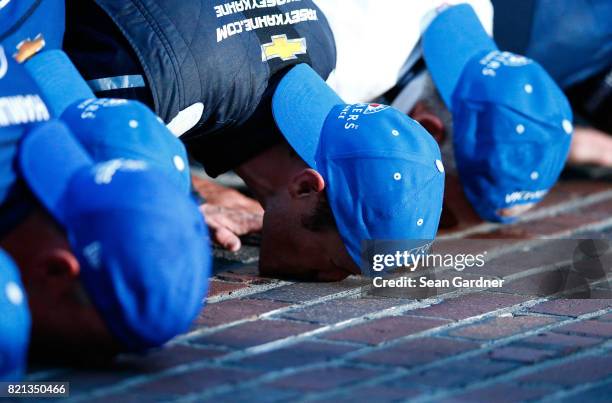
[66,265,606,402]
[166,299,556,403]
[439,189,612,240]
[205,280,294,304]
[535,375,612,403]
[408,339,612,403]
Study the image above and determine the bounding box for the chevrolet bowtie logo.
[13,34,46,64]
[261,34,307,62]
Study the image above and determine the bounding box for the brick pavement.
[27,180,612,402]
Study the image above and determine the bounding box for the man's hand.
[200,204,263,252]
[192,176,264,251]
[568,126,612,168]
[192,175,264,215]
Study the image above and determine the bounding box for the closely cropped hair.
[301,192,337,232]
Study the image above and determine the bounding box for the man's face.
[258,170,360,281]
[0,209,119,363]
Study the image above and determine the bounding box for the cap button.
[562,119,573,134]
[531,171,539,180]
[129,119,139,129]
[173,155,186,172]
[435,160,445,173]
[524,84,533,94]
[516,124,525,134]
[5,282,24,305]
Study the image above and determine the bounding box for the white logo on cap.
[94,159,148,185]
[79,98,128,119]
[0,0,11,11]
[480,51,532,77]
[505,189,548,204]
[363,103,390,114]
[0,47,7,80]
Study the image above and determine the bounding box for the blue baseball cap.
[423,4,573,223]
[25,50,190,193]
[0,249,30,381]
[273,64,445,276]
[61,98,191,194]
[18,120,210,351]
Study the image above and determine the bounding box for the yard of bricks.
[28,176,612,402]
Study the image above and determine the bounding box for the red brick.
[323,316,450,345]
[207,280,249,298]
[408,358,517,388]
[280,298,406,324]
[469,200,612,239]
[213,265,264,283]
[195,298,289,327]
[557,381,612,402]
[355,337,478,367]
[598,313,612,321]
[489,346,557,363]
[321,384,424,403]
[116,345,227,370]
[529,299,612,317]
[449,316,557,340]
[267,367,382,391]
[235,341,355,370]
[496,270,578,297]
[552,181,612,200]
[404,292,528,321]
[250,278,369,303]
[477,240,584,278]
[193,319,320,348]
[128,367,258,396]
[447,383,555,403]
[553,320,612,338]
[63,345,226,393]
[212,388,300,403]
[442,181,610,239]
[518,355,612,386]
[521,332,603,353]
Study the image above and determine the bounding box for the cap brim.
[422,4,497,106]
[24,50,95,117]
[19,120,92,224]
[272,64,344,169]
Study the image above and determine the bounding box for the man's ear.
[410,102,445,144]
[288,169,325,199]
[41,248,80,279]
